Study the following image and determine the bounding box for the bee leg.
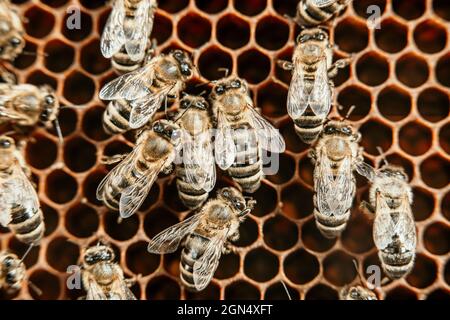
[0,65,17,84]
[327,56,353,78]
[360,201,376,215]
[125,274,142,287]
[283,14,300,26]
[308,149,317,162]
[277,60,294,71]
[223,241,238,254]
[100,153,128,164]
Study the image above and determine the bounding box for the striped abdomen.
[103,99,132,135]
[296,0,348,26]
[227,126,263,193]
[9,204,44,245]
[101,157,150,212]
[379,250,415,280]
[313,159,355,239]
[112,48,144,74]
[175,165,208,209]
[180,234,209,292]
[294,113,325,144]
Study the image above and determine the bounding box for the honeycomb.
[0,0,449,300]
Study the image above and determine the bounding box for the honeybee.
[210,76,286,193]
[100,50,194,134]
[359,161,416,280]
[174,94,216,209]
[0,136,44,245]
[148,187,256,291]
[0,83,61,135]
[0,0,25,62]
[101,0,157,64]
[0,251,26,293]
[295,0,351,26]
[81,243,136,300]
[308,118,366,239]
[340,260,378,300]
[277,27,351,144]
[97,119,181,218]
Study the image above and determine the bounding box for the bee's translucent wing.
[119,158,167,218]
[193,230,228,291]
[100,0,126,58]
[214,111,236,170]
[0,104,29,122]
[373,193,396,250]
[310,0,336,8]
[182,131,216,192]
[86,278,108,300]
[355,161,376,182]
[0,179,14,226]
[309,59,331,117]
[99,63,154,100]
[316,154,354,216]
[147,213,202,254]
[110,278,137,300]
[129,85,173,129]
[124,0,152,61]
[287,63,308,119]
[396,195,416,252]
[96,145,140,201]
[248,105,286,153]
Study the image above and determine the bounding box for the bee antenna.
[344,105,356,120]
[59,105,85,110]
[376,146,388,166]
[53,118,64,146]
[280,281,292,300]
[174,100,195,123]
[352,259,365,285]
[217,68,229,77]
[20,51,48,58]
[198,90,207,97]
[27,279,43,296]
[19,244,34,264]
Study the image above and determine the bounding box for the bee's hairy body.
[296,0,351,26]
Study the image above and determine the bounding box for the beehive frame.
[0,0,448,300]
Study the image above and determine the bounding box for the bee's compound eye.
[196,101,205,109]
[174,51,183,59]
[6,272,15,283]
[215,85,225,95]
[45,95,55,105]
[0,139,12,149]
[181,100,190,108]
[234,201,245,211]
[222,190,230,198]
[230,80,241,88]
[316,33,325,41]
[324,126,334,134]
[350,290,359,299]
[3,257,13,268]
[10,37,21,47]
[153,122,163,133]
[341,126,352,135]
[180,63,191,76]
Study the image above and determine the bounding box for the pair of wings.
[96,143,169,219]
[287,58,331,119]
[181,130,216,192]
[0,166,39,227]
[373,193,416,252]
[315,152,354,216]
[100,0,154,62]
[147,213,228,291]
[214,105,286,170]
[86,276,136,300]
[99,60,174,129]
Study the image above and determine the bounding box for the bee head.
[0,20,24,60]
[152,119,182,145]
[83,245,115,265]
[379,164,408,181]
[212,77,247,97]
[39,86,60,126]
[171,50,194,78]
[218,187,255,217]
[296,27,329,61]
[346,286,377,300]
[323,120,354,137]
[1,253,25,288]
[179,95,209,111]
